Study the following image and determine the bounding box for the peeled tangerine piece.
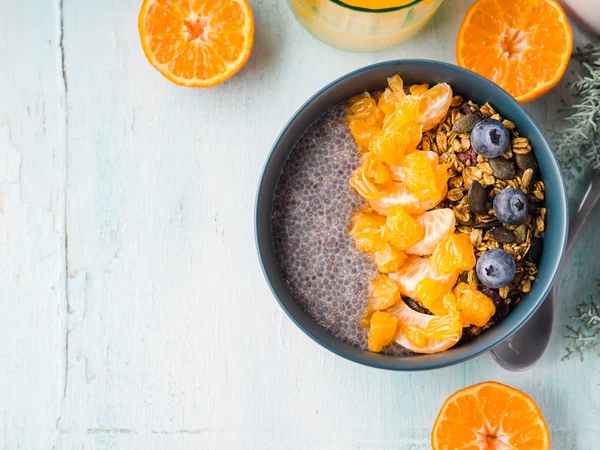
[378,74,408,116]
[390,151,439,182]
[403,151,442,201]
[406,209,456,256]
[370,162,450,216]
[346,93,385,152]
[378,75,452,132]
[417,82,453,131]
[369,124,421,166]
[348,119,380,152]
[384,205,425,250]
[388,255,458,301]
[368,274,400,311]
[415,278,459,317]
[349,210,386,253]
[350,164,382,202]
[429,233,476,275]
[368,311,398,353]
[388,299,462,354]
[346,92,384,127]
[454,283,496,327]
[373,243,407,273]
[370,181,448,216]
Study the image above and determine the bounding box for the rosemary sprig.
[562,278,600,361]
[553,43,600,173]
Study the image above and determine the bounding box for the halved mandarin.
[432,382,551,449]
[138,0,254,87]
[456,0,572,103]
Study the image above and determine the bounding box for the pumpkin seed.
[489,157,516,180]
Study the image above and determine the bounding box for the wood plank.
[0,1,66,448]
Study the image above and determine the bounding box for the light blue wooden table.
[1,1,599,448]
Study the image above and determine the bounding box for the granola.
[425,98,545,332]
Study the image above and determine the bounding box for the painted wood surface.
[1,0,599,448]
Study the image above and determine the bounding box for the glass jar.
[288,0,445,52]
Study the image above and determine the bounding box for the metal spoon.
[490,173,600,371]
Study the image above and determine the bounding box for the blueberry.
[476,249,516,288]
[471,119,510,158]
[493,188,529,225]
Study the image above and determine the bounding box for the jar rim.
[327,0,426,13]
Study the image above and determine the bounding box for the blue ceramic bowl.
[256,60,568,371]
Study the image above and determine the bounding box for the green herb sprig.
[562,278,600,362]
[554,43,600,173]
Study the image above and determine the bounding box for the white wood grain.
[1,0,599,448]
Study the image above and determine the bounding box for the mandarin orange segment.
[349,210,386,253]
[403,151,441,200]
[347,93,385,126]
[363,154,390,184]
[454,283,496,327]
[414,278,458,317]
[370,181,444,216]
[432,382,551,450]
[389,299,462,353]
[348,120,381,152]
[377,75,408,115]
[368,311,398,352]
[429,234,476,275]
[417,83,453,131]
[349,165,382,202]
[138,0,254,87]
[389,255,459,301]
[456,0,572,102]
[384,205,425,250]
[406,208,456,256]
[373,243,407,273]
[368,274,400,311]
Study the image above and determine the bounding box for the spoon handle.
[564,172,600,264]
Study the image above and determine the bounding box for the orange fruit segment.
[389,255,458,301]
[368,274,400,311]
[415,278,457,316]
[370,180,448,216]
[373,243,407,273]
[138,0,254,87]
[384,206,425,250]
[416,83,453,131]
[406,208,456,256]
[389,299,462,354]
[432,381,551,450]
[454,283,496,327]
[456,0,572,103]
[403,151,443,200]
[429,234,477,275]
[368,311,398,352]
[349,210,386,253]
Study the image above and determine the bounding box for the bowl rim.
[255,59,568,371]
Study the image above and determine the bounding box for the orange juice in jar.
[288,0,445,52]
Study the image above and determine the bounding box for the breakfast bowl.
[255,60,568,371]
